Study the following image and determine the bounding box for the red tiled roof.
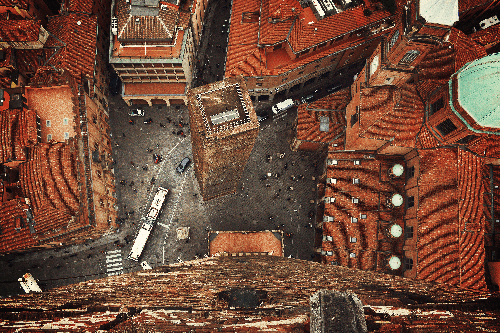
[0,108,38,164]
[225,0,394,77]
[0,198,38,252]
[322,152,406,271]
[457,149,486,290]
[66,0,93,14]
[416,148,488,290]
[209,231,283,256]
[258,0,296,45]
[0,0,29,7]
[45,13,97,84]
[14,49,43,75]
[296,88,349,144]
[417,28,487,100]
[448,28,487,72]
[225,0,261,75]
[0,19,41,42]
[123,82,186,96]
[468,135,500,158]
[358,84,424,148]
[116,0,177,41]
[288,5,391,52]
[416,125,439,149]
[470,24,500,49]
[0,46,14,69]
[458,0,495,14]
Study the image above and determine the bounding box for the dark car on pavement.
[176,157,191,173]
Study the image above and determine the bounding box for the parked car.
[300,94,315,104]
[327,85,342,93]
[129,108,144,117]
[153,154,162,164]
[143,117,153,124]
[176,157,191,173]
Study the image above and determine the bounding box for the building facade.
[109,0,199,106]
[187,76,259,201]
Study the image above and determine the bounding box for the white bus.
[128,187,169,261]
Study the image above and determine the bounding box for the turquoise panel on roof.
[456,53,500,129]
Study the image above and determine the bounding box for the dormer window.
[430,97,444,116]
[398,50,420,66]
[436,118,457,137]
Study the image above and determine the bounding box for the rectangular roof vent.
[319,116,329,132]
[327,159,338,165]
[326,178,337,184]
[323,215,334,222]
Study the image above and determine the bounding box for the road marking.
[166,171,189,226]
[145,137,187,210]
[157,222,169,228]
[105,250,123,276]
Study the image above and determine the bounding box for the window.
[369,55,379,76]
[256,82,262,87]
[351,217,358,223]
[64,132,69,140]
[352,197,359,204]
[360,214,367,219]
[407,165,415,179]
[353,178,360,184]
[298,70,304,75]
[388,30,399,50]
[436,118,457,136]
[407,196,415,208]
[405,258,413,270]
[430,97,444,115]
[350,112,359,127]
[242,11,260,23]
[46,120,51,127]
[350,252,356,258]
[350,237,357,243]
[47,134,52,142]
[405,226,414,239]
[398,50,420,66]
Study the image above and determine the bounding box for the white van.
[19,273,42,293]
[272,98,295,115]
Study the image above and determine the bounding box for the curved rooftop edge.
[451,52,500,132]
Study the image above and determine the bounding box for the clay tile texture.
[0,19,41,42]
[115,0,177,41]
[45,13,97,84]
[209,230,284,256]
[0,256,499,331]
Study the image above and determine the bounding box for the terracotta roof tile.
[258,0,296,45]
[116,0,177,41]
[470,24,500,49]
[322,152,406,273]
[0,19,41,42]
[0,109,38,164]
[66,0,93,13]
[448,28,487,72]
[0,198,37,252]
[458,0,494,14]
[45,13,97,84]
[416,126,439,149]
[225,0,261,75]
[295,89,350,144]
[358,84,424,148]
[209,230,283,256]
[288,5,391,52]
[14,49,43,75]
[417,148,488,290]
[123,82,186,96]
